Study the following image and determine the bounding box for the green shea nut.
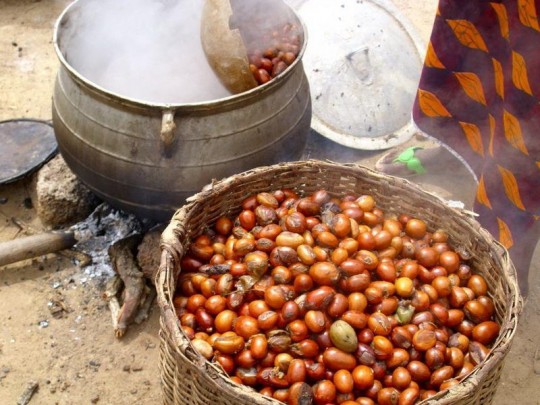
[329,320,358,353]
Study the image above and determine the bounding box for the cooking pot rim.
[52,0,308,111]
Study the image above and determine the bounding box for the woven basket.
[156,160,522,405]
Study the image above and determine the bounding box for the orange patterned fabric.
[413,0,540,293]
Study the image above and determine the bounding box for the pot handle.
[160,109,177,149]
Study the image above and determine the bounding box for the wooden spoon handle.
[200,0,257,93]
[0,231,77,267]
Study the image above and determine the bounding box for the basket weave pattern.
[157,160,522,405]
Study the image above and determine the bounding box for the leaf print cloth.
[412,0,540,293]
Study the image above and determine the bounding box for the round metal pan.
[0,119,58,185]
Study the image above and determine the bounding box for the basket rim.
[157,159,524,404]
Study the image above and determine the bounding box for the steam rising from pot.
[58,0,232,104]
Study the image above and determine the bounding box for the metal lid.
[0,119,58,184]
[287,0,424,150]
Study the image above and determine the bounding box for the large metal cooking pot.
[52,0,311,221]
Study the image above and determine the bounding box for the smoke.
[230,0,300,49]
[58,0,231,104]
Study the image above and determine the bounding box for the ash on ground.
[69,203,152,284]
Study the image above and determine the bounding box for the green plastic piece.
[393,146,426,174]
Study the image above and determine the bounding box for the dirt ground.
[0,0,538,404]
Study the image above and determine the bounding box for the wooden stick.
[0,231,77,267]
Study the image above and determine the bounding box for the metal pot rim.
[52,0,308,111]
